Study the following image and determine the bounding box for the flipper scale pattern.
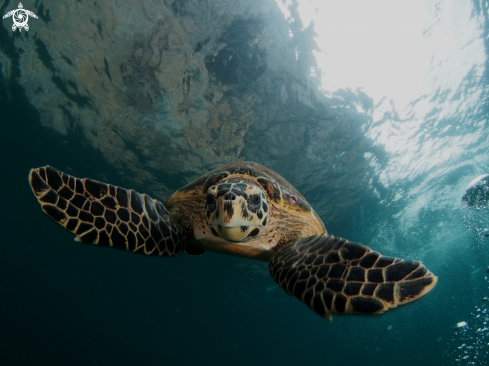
[269,234,437,321]
[29,166,185,257]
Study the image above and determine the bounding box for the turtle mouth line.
[208,224,265,242]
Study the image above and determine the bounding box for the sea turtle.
[29,161,437,321]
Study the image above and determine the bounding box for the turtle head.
[205,180,269,242]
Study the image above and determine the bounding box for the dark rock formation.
[0,0,378,227]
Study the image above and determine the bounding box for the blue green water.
[1,0,489,365]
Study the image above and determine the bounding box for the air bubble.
[461,175,489,243]
[448,299,489,364]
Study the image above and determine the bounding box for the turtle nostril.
[223,192,236,201]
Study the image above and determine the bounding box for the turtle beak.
[223,198,234,224]
[207,195,263,242]
[214,194,252,228]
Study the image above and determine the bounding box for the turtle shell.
[175,161,316,216]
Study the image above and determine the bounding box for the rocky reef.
[0,0,378,227]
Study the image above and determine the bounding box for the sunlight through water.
[278,0,486,185]
[276,1,489,364]
[293,0,485,110]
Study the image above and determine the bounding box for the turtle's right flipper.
[269,234,437,321]
[29,166,186,257]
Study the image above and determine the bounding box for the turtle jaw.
[208,224,265,242]
[205,180,269,242]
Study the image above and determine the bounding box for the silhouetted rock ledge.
[1,0,377,226]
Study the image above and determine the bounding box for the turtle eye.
[247,194,261,212]
[206,193,217,212]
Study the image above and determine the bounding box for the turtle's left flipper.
[29,166,186,257]
[269,234,437,321]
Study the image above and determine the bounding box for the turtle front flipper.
[29,166,186,257]
[269,234,437,321]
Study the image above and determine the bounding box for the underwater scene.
[1,0,489,365]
